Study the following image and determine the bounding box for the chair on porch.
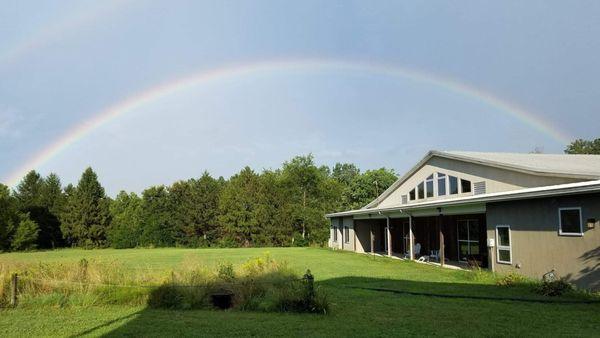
[406,243,422,259]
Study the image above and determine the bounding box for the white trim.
[558,207,584,236]
[326,179,600,218]
[495,225,512,265]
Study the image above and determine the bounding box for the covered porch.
[353,212,488,268]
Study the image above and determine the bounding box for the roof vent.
[401,195,408,204]
[474,181,486,195]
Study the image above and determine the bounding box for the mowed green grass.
[1,247,598,337]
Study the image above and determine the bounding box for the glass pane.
[437,172,446,178]
[458,221,468,240]
[438,177,446,195]
[418,182,425,199]
[427,174,434,180]
[560,209,581,234]
[469,241,480,255]
[409,189,415,200]
[497,227,510,246]
[461,179,472,193]
[449,176,458,194]
[469,220,480,238]
[459,241,469,260]
[499,249,511,262]
[426,180,434,197]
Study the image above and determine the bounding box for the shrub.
[535,279,574,296]
[496,272,528,287]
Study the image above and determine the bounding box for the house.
[326,151,600,290]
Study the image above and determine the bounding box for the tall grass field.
[1,247,599,337]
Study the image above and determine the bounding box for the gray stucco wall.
[329,217,355,251]
[486,193,600,290]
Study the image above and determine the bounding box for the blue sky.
[1,0,599,195]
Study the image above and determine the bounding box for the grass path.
[1,247,599,337]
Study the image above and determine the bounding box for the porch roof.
[326,179,600,218]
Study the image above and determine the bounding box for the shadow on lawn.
[71,276,599,337]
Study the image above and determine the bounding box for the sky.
[1,0,599,195]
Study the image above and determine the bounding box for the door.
[457,219,480,262]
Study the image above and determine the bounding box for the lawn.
[0,247,598,337]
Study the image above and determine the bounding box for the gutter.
[327,180,600,218]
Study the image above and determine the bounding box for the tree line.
[0,155,397,251]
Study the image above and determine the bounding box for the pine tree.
[108,191,142,248]
[61,168,111,247]
[0,184,19,251]
[11,214,39,251]
[140,186,175,247]
[218,167,260,246]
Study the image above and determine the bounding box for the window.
[496,225,512,264]
[558,207,583,236]
[457,220,480,261]
[417,182,425,199]
[461,179,472,193]
[437,173,446,196]
[449,176,458,195]
[344,226,350,243]
[333,226,338,242]
[426,174,434,198]
[409,189,416,201]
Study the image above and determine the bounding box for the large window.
[426,174,434,198]
[559,207,583,236]
[344,226,350,243]
[333,226,338,242]
[417,182,425,199]
[496,225,512,264]
[449,176,458,195]
[437,173,446,196]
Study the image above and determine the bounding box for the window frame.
[495,225,512,265]
[344,226,350,243]
[425,175,434,198]
[449,175,458,195]
[437,173,447,196]
[558,207,584,237]
[460,178,472,194]
[332,226,338,242]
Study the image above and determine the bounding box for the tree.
[140,186,175,247]
[170,172,222,247]
[281,155,342,244]
[346,168,397,209]
[218,167,261,246]
[11,214,39,251]
[565,138,600,154]
[0,184,19,251]
[332,163,360,186]
[13,171,63,248]
[108,191,143,248]
[61,168,111,247]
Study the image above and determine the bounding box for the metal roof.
[328,178,600,218]
[364,150,600,209]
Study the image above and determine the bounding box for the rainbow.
[2,59,573,187]
[0,0,135,67]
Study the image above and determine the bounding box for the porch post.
[409,215,414,260]
[386,216,392,257]
[370,223,374,255]
[438,214,445,267]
